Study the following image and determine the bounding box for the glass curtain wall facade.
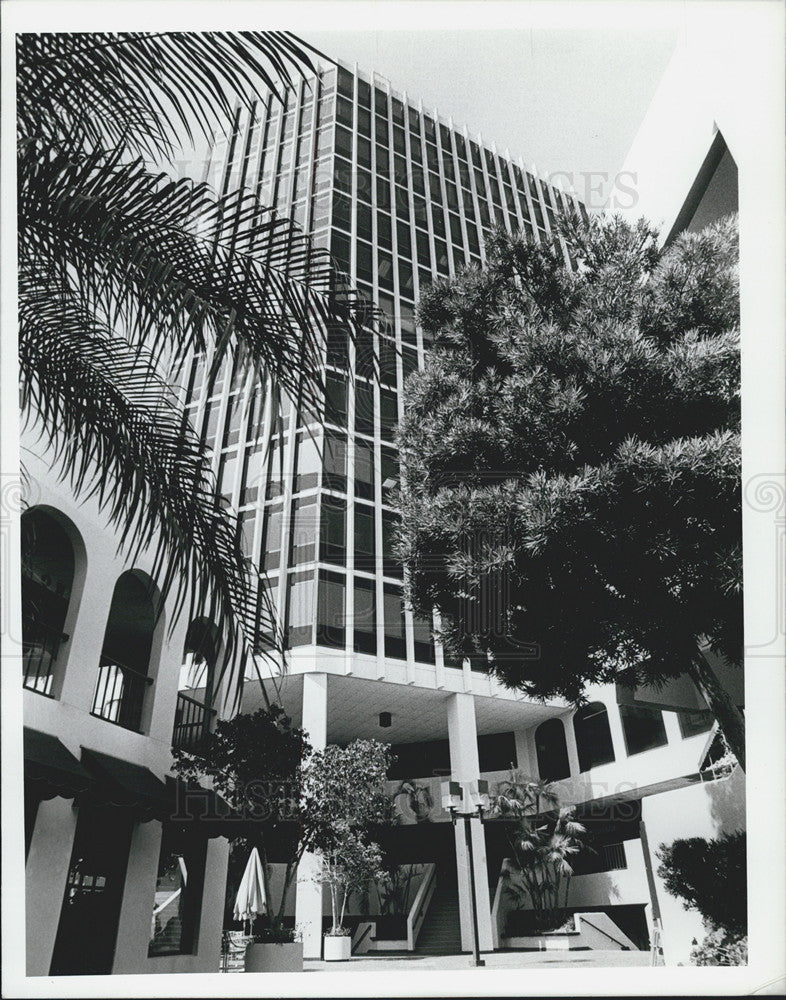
[186,60,588,678]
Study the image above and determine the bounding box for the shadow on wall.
[706,767,746,836]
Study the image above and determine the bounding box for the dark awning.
[166,776,245,839]
[24,728,94,801]
[80,747,170,823]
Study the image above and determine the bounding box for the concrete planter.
[244,942,303,972]
[504,931,581,951]
[504,915,581,951]
[323,934,352,961]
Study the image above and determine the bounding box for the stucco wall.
[21,437,232,976]
[642,768,746,966]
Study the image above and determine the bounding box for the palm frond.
[18,139,359,414]
[18,267,271,684]
[17,31,321,158]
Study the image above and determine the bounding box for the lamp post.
[441,779,490,967]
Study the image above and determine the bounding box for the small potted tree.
[318,827,385,960]
[303,739,392,961]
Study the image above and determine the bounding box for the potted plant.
[244,923,303,972]
[318,828,385,960]
[172,705,317,971]
[493,773,588,941]
[302,739,392,961]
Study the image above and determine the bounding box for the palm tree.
[17,32,364,693]
[492,773,587,932]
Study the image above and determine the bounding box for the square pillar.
[296,673,327,959]
[562,711,582,778]
[112,819,162,973]
[513,728,534,777]
[446,693,494,954]
[25,796,78,975]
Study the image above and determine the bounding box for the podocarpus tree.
[397,213,745,768]
[656,830,747,940]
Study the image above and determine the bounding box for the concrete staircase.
[416,881,462,955]
[150,914,182,953]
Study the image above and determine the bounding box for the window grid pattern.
[187,63,585,671]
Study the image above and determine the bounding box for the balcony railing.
[22,618,68,696]
[91,656,153,732]
[172,691,216,749]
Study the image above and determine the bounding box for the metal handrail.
[23,617,70,644]
[22,617,70,696]
[92,654,154,731]
[98,656,155,684]
[176,690,217,714]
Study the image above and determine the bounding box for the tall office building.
[190,59,588,683]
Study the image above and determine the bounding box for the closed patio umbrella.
[233,846,267,934]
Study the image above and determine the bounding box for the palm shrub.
[493,773,588,933]
[17,32,365,691]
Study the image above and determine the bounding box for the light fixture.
[439,778,488,967]
[379,711,392,728]
[469,779,490,813]
[440,779,463,813]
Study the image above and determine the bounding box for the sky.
[299,27,678,208]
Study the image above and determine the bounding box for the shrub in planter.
[373,915,408,941]
[505,908,573,937]
[245,924,303,972]
[493,775,589,933]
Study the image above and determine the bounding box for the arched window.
[573,702,616,773]
[172,619,219,749]
[534,718,571,781]
[92,572,156,731]
[21,509,76,695]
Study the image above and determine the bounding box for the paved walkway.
[302,950,651,972]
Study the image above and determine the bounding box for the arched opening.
[172,618,220,749]
[21,508,77,695]
[573,702,616,773]
[534,718,571,781]
[92,572,156,731]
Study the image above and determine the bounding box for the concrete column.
[57,554,118,712]
[296,673,328,959]
[112,820,162,973]
[513,728,534,777]
[194,837,231,973]
[25,796,78,976]
[563,711,581,777]
[446,692,494,954]
[606,700,629,764]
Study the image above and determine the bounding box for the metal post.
[463,813,485,967]
[639,818,665,965]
